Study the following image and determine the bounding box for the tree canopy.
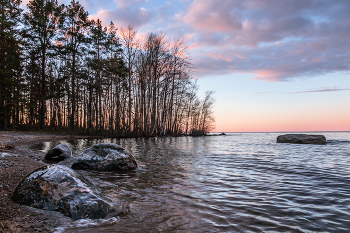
[0,0,216,136]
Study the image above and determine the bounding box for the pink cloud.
[208,52,232,62]
[250,70,295,82]
[252,75,287,83]
[190,33,350,81]
[235,53,247,60]
[89,7,150,28]
[184,0,243,33]
[181,1,348,54]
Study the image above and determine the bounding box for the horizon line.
[212,131,350,133]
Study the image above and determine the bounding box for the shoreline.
[0,131,92,233]
[0,130,224,232]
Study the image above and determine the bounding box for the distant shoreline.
[211,131,350,134]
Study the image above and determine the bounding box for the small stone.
[45,144,72,162]
[4,144,15,149]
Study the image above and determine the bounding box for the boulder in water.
[12,165,117,220]
[71,143,137,171]
[277,134,326,145]
[45,144,72,161]
[191,130,204,136]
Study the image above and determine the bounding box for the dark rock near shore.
[191,130,204,136]
[71,143,137,171]
[11,165,117,220]
[277,134,326,145]
[45,144,72,161]
[0,143,15,150]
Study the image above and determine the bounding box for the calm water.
[32,132,350,232]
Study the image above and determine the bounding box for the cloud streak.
[288,87,350,94]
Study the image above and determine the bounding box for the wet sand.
[0,131,92,233]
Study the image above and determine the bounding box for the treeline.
[0,0,215,137]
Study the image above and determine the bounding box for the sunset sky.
[23,0,350,132]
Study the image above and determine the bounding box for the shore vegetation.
[0,0,215,137]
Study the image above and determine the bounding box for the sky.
[23,0,350,132]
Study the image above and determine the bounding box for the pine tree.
[104,22,128,136]
[59,0,91,131]
[0,0,22,130]
[23,0,63,129]
[89,19,108,132]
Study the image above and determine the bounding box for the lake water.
[32,132,350,232]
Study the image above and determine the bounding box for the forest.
[0,0,215,137]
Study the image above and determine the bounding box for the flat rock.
[45,144,72,161]
[277,134,326,145]
[71,143,137,171]
[11,165,117,220]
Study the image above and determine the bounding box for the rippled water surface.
[32,132,350,232]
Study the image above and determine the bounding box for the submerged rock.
[12,165,117,220]
[277,134,326,145]
[45,144,72,161]
[71,143,137,171]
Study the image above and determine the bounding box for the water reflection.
[30,133,350,232]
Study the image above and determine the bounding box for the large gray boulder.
[277,134,326,145]
[45,144,72,161]
[71,143,137,171]
[12,165,117,220]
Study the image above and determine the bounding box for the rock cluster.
[277,134,326,145]
[12,143,137,220]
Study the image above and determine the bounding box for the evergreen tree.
[59,0,91,131]
[0,0,22,129]
[89,19,108,132]
[104,22,128,136]
[23,0,63,129]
